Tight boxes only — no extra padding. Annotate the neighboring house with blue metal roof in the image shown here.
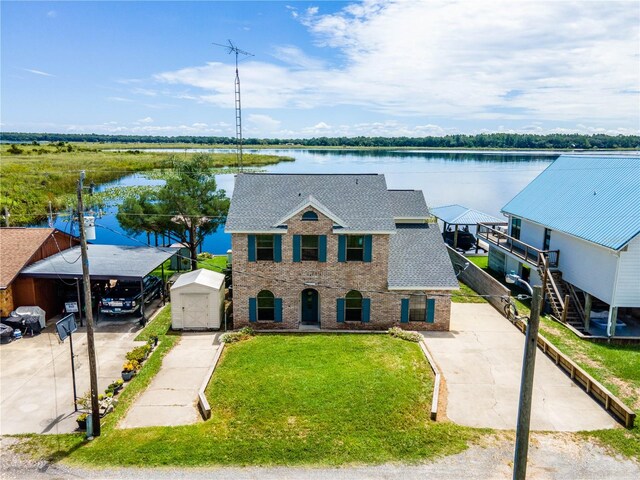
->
[225,173,458,331]
[483,154,640,338]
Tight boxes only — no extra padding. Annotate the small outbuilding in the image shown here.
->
[170,269,225,330]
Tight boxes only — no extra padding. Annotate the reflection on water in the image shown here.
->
[50,149,557,254]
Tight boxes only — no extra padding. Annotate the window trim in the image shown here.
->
[257,290,275,321]
[301,210,318,221]
[301,235,319,261]
[345,290,363,322]
[256,234,275,261]
[409,294,427,322]
[346,235,365,262]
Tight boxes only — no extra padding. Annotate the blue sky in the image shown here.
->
[2,0,639,138]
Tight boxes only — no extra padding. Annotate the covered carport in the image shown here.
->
[20,245,178,324]
[431,204,507,252]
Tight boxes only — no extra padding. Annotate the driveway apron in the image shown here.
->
[423,303,617,431]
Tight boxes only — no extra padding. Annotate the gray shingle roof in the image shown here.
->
[388,190,430,219]
[225,174,396,233]
[388,224,459,289]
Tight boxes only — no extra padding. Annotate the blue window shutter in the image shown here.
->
[362,298,371,323]
[318,235,327,262]
[247,235,256,262]
[336,298,345,323]
[338,235,346,262]
[363,235,373,262]
[293,235,301,262]
[249,298,257,323]
[401,298,409,323]
[274,298,283,322]
[426,298,435,323]
[273,235,282,263]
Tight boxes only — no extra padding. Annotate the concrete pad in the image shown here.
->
[0,322,141,435]
[119,333,219,429]
[120,404,199,428]
[423,303,618,431]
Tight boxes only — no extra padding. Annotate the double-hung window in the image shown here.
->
[301,235,319,261]
[409,295,427,322]
[256,235,274,261]
[346,235,365,261]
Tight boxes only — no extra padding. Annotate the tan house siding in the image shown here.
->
[232,207,451,331]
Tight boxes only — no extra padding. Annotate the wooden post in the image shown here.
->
[608,306,618,338]
[513,285,543,480]
[3,206,9,227]
[561,295,570,323]
[453,224,459,250]
[540,256,548,305]
[584,293,592,331]
[77,172,101,437]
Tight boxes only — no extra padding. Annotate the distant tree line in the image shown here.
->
[1,132,638,149]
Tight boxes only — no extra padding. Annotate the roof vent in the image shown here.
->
[593,190,597,196]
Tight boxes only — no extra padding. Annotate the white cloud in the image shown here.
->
[136,117,154,124]
[46,10,56,18]
[151,0,639,129]
[23,68,55,77]
[107,96,133,103]
[247,114,281,133]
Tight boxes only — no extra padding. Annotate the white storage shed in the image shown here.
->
[170,269,225,330]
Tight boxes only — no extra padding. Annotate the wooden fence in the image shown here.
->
[511,317,636,428]
[447,247,510,311]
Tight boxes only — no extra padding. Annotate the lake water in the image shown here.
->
[50,149,557,254]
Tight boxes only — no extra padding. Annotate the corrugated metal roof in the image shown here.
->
[502,155,640,250]
[21,245,178,280]
[430,204,506,225]
[388,224,459,289]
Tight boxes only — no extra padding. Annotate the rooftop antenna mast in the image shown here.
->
[212,40,254,172]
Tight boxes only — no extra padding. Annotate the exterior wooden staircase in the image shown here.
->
[538,254,586,332]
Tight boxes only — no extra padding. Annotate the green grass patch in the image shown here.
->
[0,143,292,225]
[17,334,482,467]
[151,254,227,279]
[467,256,489,269]
[451,281,488,303]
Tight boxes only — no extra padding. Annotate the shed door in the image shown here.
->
[182,293,210,329]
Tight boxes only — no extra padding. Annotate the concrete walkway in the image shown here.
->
[423,303,617,431]
[119,332,219,428]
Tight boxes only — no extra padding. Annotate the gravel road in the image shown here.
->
[1,433,638,480]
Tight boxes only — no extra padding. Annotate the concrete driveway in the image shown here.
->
[423,303,617,431]
[0,319,140,435]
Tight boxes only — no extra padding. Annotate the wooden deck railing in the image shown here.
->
[478,223,560,268]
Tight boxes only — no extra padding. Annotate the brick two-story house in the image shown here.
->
[225,174,458,330]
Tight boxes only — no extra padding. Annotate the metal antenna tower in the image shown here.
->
[212,40,254,171]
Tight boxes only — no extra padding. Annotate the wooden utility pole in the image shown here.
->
[513,285,542,480]
[77,171,101,437]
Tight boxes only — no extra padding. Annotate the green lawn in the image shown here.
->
[467,256,489,269]
[151,253,227,279]
[451,281,488,303]
[17,334,482,467]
